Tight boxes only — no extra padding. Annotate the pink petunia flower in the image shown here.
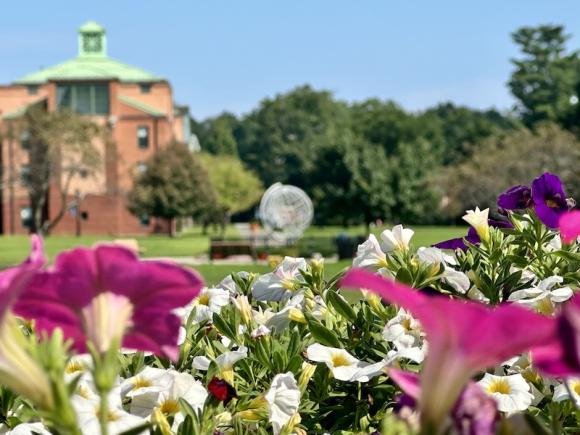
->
[560,210,580,244]
[13,244,203,361]
[341,269,557,429]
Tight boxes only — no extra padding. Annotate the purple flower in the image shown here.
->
[497,185,533,210]
[531,173,568,229]
[14,244,203,360]
[497,173,570,229]
[389,369,498,435]
[433,220,512,251]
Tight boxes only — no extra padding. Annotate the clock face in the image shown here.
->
[83,33,102,53]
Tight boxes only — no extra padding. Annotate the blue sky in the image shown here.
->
[2,1,580,119]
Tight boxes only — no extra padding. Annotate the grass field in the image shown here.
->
[0,225,465,284]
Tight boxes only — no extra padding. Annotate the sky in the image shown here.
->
[2,1,580,119]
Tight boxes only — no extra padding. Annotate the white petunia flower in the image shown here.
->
[380,224,414,253]
[252,257,307,302]
[120,366,173,399]
[306,344,385,382]
[553,379,580,406]
[217,272,250,296]
[353,235,387,270]
[478,373,533,414]
[265,373,301,435]
[64,354,93,383]
[462,207,490,242]
[382,309,426,363]
[73,385,147,435]
[130,371,207,426]
[192,347,248,384]
[508,276,573,314]
[251,324,272,339]
[417,247,470,294]
[5,423,51,435]
[191,287,231,322]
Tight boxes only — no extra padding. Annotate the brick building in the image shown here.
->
[0,21,194,235]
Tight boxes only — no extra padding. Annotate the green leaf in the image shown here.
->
[212,313,238,342]
[327,290,357,323]
[117,423,153,435]
[307,318,342,348]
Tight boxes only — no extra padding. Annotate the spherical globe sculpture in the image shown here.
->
[259,183,314,241]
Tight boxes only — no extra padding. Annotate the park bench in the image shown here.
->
[209,239,257,261]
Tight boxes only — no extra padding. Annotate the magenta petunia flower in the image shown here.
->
[341,269,556,428]
[13,244,203,361]
[533,295,580,377]
[560,211,580,244]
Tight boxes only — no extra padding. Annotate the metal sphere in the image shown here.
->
[259,183,313,239]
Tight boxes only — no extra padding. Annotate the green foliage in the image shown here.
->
[509,25,580,128]
[128,142,217,225]
[198,153,263,216]
[440,123,580,217]
[191,112,239,156]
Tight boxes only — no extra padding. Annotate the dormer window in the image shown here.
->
[139,83,152,94]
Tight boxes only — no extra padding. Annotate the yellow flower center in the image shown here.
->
[65,359,85,374]
[487,379,511,395]
[95,407,121,422]
[402,318,412,331]
[331,353,352,368]
[197,293,210,306]
[546,199,559,208]
[77,385,93,400]
[537,297,554,315]
[159,399,180,415]
[131,376,152,390]
[572,381,580,396]
[281,278,295,290]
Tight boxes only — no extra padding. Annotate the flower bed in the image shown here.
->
[2,172,580,434]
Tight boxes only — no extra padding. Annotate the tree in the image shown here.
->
[237,85,352,187]
[440,124,580,218]
[191,112,239,156]
[509,25,580,128]
[198,153,263,232]
[128,142,217,236]
[6,106,102,234]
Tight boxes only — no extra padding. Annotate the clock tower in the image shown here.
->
[78,21,107,58]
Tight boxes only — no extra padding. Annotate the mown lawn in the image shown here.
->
[0,225,465,274]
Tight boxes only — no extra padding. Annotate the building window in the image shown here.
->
[139,214,150,226]
[56,83,109,115]
[137,126,149,149]
[27,85,39,95]
[139,83,152,94]
[20,165,31,186]
[20,207,32,228]
[20,130,31,150]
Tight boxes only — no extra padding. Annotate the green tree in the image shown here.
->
[237,85,351,187]
[192,112,239,155]
[440,124,580,218]
[128,142,217,236]
[3,106,102,234]
[199,153,263,231]
[509,25,580,128]
[421,102,520,164]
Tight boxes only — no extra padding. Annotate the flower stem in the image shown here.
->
[99,389,109,435]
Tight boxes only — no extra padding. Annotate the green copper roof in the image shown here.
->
[118,95,166,117]
[14,57,163,84]
[14,21,163,84]
[79,20,105,33]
